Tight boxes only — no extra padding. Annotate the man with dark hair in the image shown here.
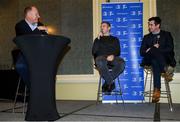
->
[148,16,161,26]
[15,6,48,88]
[92,21,125,93]
[140,16,176,103]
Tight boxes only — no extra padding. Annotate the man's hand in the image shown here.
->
[154,43,160,48]
[97,31,103,39]
[37,26,48,31]
[146,48,151,53]
[107,55,114,61]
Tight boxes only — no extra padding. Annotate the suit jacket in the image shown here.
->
[15,20,48,36]
[140,30,176,67]
[14,20,48,66]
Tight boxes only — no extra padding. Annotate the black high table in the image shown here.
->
[14,35,70,121]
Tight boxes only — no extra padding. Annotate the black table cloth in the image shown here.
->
[14,35,70,121]
[0,70,19,100]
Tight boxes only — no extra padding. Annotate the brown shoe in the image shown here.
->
[152,88,161,103]
[165,74,173,82]
[162,72,173,82]
[162,66,174,82]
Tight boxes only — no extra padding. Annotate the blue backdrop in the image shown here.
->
[101,2,144,102]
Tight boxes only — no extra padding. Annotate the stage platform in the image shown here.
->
[0,100,180,121]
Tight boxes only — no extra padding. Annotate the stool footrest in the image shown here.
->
[143,67,173,112]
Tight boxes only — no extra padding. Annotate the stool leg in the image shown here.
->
[23,86,27,114]
[96,76,102,104]
[117,77,125,109]
[143,70,148,103]
[115,87,118,104]
[114,79,118,104]
[13,77,21,113]
[164,80,173,111]
[144,70,148,91]
[149,71,153,103]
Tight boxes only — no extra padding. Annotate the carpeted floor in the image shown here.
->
[0,100,180,121]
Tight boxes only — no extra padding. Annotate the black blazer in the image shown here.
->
[14,20,48,65]
[15,20,48,36]
[140,30,176,67]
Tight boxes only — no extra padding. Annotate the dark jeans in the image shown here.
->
[95,56,125,85]
[151,59,161,89]
[15,54,30,88]
[146,47,167,89]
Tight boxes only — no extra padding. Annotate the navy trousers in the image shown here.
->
[15,54,30,88]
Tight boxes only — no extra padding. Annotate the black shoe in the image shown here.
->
[102,83,109,92]
[107,82,115,93]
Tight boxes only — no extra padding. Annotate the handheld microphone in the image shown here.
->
[98,30,103,39]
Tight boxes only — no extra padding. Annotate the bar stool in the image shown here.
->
[12,77,28,114]
[143,66,173,111]
[11,49,28,114]
[96,68,124,105]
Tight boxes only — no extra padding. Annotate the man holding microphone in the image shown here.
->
[92,21,125,93]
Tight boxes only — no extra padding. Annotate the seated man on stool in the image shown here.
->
[140,17,176,103]
[92,21,125,93]
[15,6,48,88]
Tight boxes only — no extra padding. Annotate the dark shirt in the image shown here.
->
[92,35,120,59]
[15,20,48,36]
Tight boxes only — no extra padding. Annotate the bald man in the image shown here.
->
[15,6,48,36]
[14,6,48,88]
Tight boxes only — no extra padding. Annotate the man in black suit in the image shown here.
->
[140,17,176,103]
[15,6,48,88]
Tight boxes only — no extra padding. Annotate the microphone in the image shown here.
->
[98,30,103,39]
[156,35,160,44]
